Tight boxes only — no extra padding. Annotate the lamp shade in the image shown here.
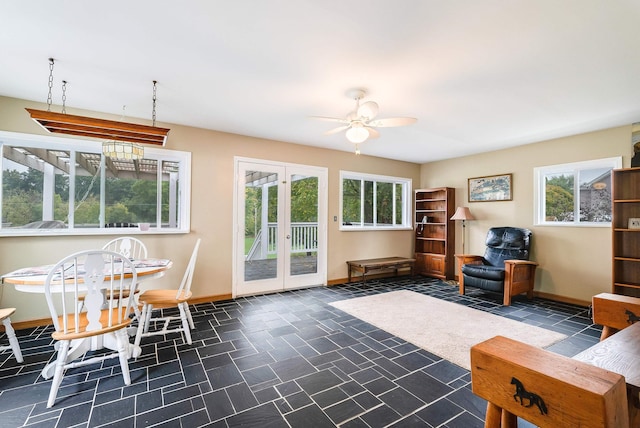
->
[346,125,369,144]
[450,206,475,221]
[103,140,144,160]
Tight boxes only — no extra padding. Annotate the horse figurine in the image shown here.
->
[625,309,640,325]
[511,377,548,415]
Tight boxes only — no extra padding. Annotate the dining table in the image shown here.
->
[573,320,640,427]
[1,257,172,379]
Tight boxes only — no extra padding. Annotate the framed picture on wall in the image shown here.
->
[468,173,513,202]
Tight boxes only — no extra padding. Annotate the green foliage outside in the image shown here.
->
[343,179,396,225]
[2,167,168,227]
[545,172,611,222]
[244,176,318,238]
[545,180,574,221]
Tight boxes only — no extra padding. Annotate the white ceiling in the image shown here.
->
[2,1,640,163]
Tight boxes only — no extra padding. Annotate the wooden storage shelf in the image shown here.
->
[614,282,640,289]
[414,187,455,280]
[612,168,640,297]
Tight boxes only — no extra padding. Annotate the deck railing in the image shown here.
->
[246,222,318,260]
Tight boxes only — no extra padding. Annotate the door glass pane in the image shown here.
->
[290,174,318,276]
[244,170,278,281]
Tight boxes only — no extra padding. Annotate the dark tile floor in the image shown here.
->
[0,277,601,428]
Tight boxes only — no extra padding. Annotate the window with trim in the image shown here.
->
[340,171,412,230]
[0,130,191,236]
[534,156,621,226]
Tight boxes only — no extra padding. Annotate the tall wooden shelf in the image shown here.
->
[414,187,455,279]
[612,168,640,297]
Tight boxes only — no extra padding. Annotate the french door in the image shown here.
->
[234,158,327,297]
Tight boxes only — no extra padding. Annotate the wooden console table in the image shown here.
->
[346,257,415,283]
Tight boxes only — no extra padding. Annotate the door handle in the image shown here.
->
[286,235,291,239]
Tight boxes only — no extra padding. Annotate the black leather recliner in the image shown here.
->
[455,227,538,306]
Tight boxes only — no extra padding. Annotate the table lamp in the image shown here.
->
[450,206,475,254]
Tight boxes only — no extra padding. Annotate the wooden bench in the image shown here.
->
[471,335,628,428]
[591,292,640,340]
[346,257,415,283]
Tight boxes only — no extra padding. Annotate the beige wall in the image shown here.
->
[1,93,630,321]
[0,96,420,323]
[421,125,632,304]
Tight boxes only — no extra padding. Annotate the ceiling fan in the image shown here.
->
[311,88,417,153]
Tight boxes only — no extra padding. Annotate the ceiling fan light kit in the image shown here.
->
[346,124,369,144]
[312,88,416,154]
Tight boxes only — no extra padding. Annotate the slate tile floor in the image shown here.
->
[0,277,601,427]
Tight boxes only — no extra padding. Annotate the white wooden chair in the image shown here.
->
[102,237,148,259]
[0,308,24,363]
[78,237,149,317]
[103,237,148,318]
[134,239,201,347]
[44,250,139,408]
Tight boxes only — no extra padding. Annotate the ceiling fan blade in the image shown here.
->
[366,127,380,139]
[309,115,349,124]
[324,125,350,135]
[368,117,417,127]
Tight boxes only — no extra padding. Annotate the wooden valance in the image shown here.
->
[26,108,170,146]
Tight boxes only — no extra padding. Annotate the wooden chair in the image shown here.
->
[44,250,139,408]
[0,308,24,363]
[134,239,201,347]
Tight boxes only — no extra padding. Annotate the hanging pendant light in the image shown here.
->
[102,80,159,160]
[27,59,169,147]
[102,105,144,160]
[102,141,144,160]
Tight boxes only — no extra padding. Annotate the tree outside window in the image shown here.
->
[340,171,411,230]
[535,157,621,226]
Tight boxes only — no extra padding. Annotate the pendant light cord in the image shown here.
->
[47,58,54,112]
[152,80,157,127]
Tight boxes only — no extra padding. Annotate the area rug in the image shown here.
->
[329,290,567,370]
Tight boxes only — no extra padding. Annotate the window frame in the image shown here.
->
[339,170,412,231]
[533,156,621,227]
[0,130,191,236]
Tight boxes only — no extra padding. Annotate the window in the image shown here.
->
[340,171,412,230]
[534,157,621,226]
[0,131,191,236]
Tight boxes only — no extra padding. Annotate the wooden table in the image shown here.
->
[346,257,415,283]
[574,321,640,426]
